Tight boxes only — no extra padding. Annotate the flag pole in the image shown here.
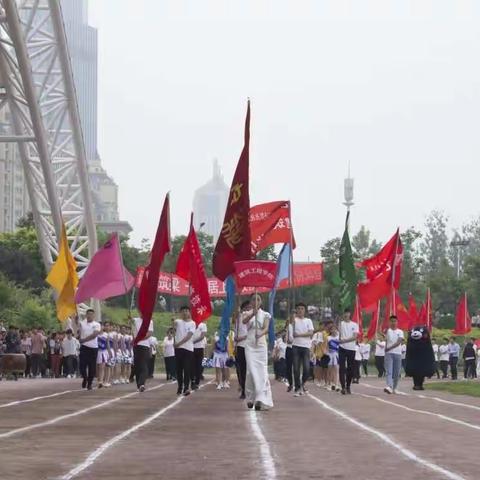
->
[116,232,132,316]
[254,287,258,347]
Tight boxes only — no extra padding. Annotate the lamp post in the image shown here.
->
[450,239,470,278]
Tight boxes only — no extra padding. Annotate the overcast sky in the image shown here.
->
[88,1,480,261]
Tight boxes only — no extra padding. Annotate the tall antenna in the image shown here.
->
[343,161,354,212]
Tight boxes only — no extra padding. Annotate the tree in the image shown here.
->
[351,226,380,261]
[399,227,424,299]
[421,210,450,276]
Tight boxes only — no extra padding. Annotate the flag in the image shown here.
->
[268,244,291,344]
[352,295,364,342]
[250,201,295,255]
[46,224,79,322]
[213,101,251,281]
[408,293,418,321]
[75,233,134,304]
[176,214,212,325]
[136,193,171,344]
[357,229,403,309]
[338,211,357,311]
[383,289,411,331]
[234,260,277,289]
[417,288,432,331]
[218,276,236,349]
[366,302,380,341]
[453,293,471,335]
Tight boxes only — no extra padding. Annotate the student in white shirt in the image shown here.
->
[131,315,154,393]
[77,309,101,390]
[353,342,362,384]
[360,340,371,377]
[375,333,386,377]
[148,335,158,379]
[285,314,294,392]
[191,321,207,390]
[431,340,441,379]
[338,309,360,395]
[174,306,196,396]
[235,300,251,399]
[62,328,78,379]
[384,315,404,394]
[439,338,450,379]
[162,328,176,381]
[292,302,314,396]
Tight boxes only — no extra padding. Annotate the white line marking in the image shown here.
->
[58,381,213,480]
[357,392,480,432]
[0,383,165,440]
[248,410,277,479]
[0,389,82,409]
[362,382,480,411]
[307,392,466,480]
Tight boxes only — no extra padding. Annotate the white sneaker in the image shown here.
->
[384,387,393,394]
[223,382,230,389]
[216,384,223,390]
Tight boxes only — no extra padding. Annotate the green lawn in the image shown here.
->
[425,381,480,398]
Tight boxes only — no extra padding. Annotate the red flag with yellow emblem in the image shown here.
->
[213,101,251,281]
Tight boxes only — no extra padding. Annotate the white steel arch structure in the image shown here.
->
[0,0,97,274]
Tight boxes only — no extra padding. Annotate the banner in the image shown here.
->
[135,262,323,297]
[234,260,277,289]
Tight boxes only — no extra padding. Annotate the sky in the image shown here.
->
[88,1,480,261]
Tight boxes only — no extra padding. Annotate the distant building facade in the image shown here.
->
[193,160,229,241]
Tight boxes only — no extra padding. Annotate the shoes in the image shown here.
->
[177,389,182,396]
[191,384,199,391]
[341,389,346,395]
[87,384,93,391]
[247,402,254,409]
[239,393,246,399]
[223,382,231,389]
[254,402,262,411]
[302,385,309,394]
[82,379,87,389]
[216,384,223,390]
[346,387,351,395]
[331,385,336,392]
[98,383,103,389]
[183,390,191,397]
[384,387,393,394]
[294,390,303,397]
[287,385,293,393]
[139,385,145,393]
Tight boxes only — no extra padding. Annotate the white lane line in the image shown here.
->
[357,392,480,432]
[0,383,166,440]
[58,381,213,480]
[0,389,82,409]
[362,382,480,411]
[307,392,466,480]
[248,411,277,480]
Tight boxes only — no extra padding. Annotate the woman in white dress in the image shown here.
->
[243,294,273,411]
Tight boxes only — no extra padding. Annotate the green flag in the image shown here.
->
[338,212,357,311]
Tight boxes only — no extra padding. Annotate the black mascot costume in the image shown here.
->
[405,326,435,390]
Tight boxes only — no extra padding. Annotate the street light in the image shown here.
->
[450,239,470,278]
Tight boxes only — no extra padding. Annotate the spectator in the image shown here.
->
[439,338,450,379]
[431,338,440,379]
[49,332,62,378]
[463,339,476,380]
[20,330,32,378]
[62,329,78,378]
[448,337,460,380]
[375,333,386,377]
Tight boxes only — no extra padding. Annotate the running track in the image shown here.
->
[0,377,478,479]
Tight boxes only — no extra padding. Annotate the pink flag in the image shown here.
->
[75,233,134,304]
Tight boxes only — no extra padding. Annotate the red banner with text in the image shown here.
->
[135,262,323,297]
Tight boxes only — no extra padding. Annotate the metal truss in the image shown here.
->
[0,0,97,273]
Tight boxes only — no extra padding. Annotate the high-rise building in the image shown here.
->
[193,159,230,241]
[0,0,131,235]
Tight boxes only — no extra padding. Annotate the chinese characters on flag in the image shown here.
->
[212,101,251,281]
[176,215,212,325]
[233,260,277,289]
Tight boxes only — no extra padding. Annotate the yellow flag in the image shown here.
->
[46,224,79,321]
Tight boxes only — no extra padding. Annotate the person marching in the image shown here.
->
[244,294,273,410]
[292,302,314,397]
[235,300,250,399]
[338,309,359,395]
[327,322,340,391]
[384,315,404,394]
[191,321,207,390]
[375,333,386,377]
[360,339,371,377]
[163,328,176,381]
[96,322,110,388]
[131,315,154,392]
[174,306,196,396]
[78,309,101,390]
[285,313,294,392]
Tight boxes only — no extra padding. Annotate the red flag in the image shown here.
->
[408,293,418,321]
[135,193,171,344]
[233,260,277,289]
[176,215,212,325]
[383,289,411,331]
[357,230,403,309]
[452,293,471,335]
[352,296,364,342]
[250,201,296,255]
[213,102,251,281]
[417,288,433,331]
[366,302,380,341]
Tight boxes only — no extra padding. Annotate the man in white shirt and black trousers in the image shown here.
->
[292,303,314,397]
[174,306,196,396]
[338,309,359,395]
[132,315,154,392]
[191,320,207,390]
[77,309,101,390]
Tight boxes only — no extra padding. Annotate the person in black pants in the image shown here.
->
[463,339,477,379]
[174,306,196,396]
[292,303,314,396]
[131,316,154,392]
[191,321,207,390]
[338,309,359,395]
[77,309,101,390]
[235,300,251,399]
[448,337,460,380]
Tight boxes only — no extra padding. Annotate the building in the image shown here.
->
[0,0,131,235]
[192,159,230,241]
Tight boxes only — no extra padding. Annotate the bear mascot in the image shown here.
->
[405,326,435,390]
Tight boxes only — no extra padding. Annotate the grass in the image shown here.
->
[425,381,480,398]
